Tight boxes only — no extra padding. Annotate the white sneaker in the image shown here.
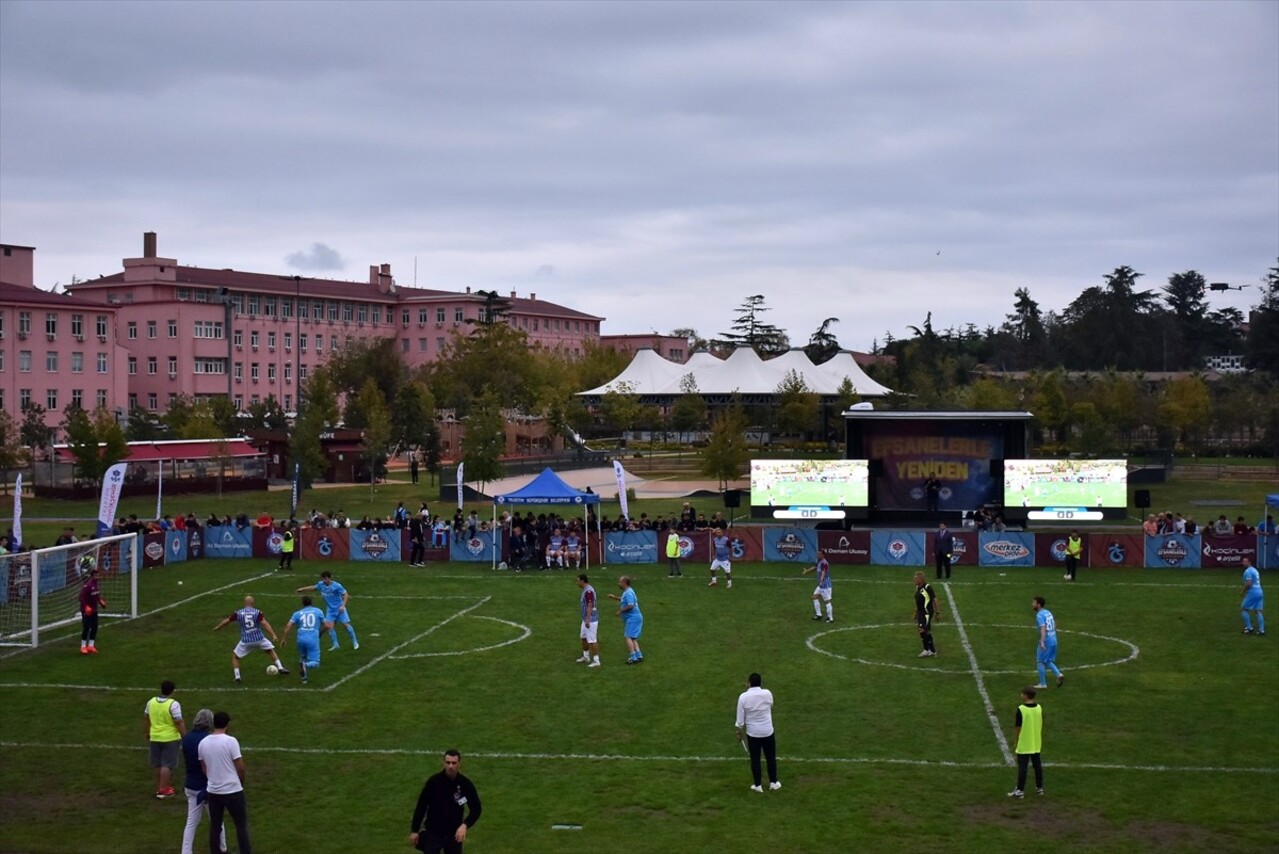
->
[918,650,932,657]
[769,782,781,791]
[576,656,590,664]
[587,660,601,668]
[708,578,717,586]
[726,579,732,589]
[1008,789,1024,798]
[1063,574,1071,580]
[1032,684,1048,689]
[750,785,763,793]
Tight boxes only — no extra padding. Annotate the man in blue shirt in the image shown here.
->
[608,576,644,664]
[295,571,359,651]
[280,595,328,684]
[1240,557,1265,636]
[1032,596,1064,688]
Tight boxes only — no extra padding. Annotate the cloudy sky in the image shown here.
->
[2,1,1275,351]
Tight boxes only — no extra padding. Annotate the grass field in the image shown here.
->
[1,557,1277,854]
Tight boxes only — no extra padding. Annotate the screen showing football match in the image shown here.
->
[750,459,870,509]
[1003,459,1128,508]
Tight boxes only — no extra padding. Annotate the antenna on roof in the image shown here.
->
[414,257,418,287]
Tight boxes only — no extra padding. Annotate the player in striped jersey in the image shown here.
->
[802,550,834,622]
[213,595,289,683]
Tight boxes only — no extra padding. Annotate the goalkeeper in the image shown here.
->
[79,558,105,655]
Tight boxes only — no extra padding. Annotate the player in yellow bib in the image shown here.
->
[144,679,187,799]
[1008,686,1044,798]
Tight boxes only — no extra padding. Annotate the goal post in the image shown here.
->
[0,532,139,648]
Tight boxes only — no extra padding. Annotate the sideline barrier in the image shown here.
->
[351,529,401,562]
[205,526,253,559]
[870,531,926,567]
[764,528,818,563]
[1035,532,1088,568]
[1089,534,1144,568]
[818,530,871,564]
[450,530,501,563]
[1144,533,1202,569]
[164,531,187,565]
[977,532,1035,567]
[1201,534,1257,568]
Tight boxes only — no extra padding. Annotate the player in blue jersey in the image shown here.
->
[212,595,288,683]
[565,531,582,570]
[802,549,834,622]
[708,528,733,589]
[1032,596,1064,688]
[546,528,566,569]
[280,595,328,684]
[608,575,644,664]
[296,571,360,651]
[575,574,601,668]
[1240,557,1265,636]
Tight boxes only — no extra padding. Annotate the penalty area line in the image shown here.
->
[0,741,1274,775]
[943,582,1014,766]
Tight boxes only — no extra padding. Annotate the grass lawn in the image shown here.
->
[1,558,1276,853]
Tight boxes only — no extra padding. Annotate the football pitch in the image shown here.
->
[1,560,1276,853]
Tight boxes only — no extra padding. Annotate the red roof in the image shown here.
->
[54,439,263,463]
[0,281,119,309]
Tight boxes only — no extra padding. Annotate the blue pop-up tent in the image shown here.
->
[492,468,601,568]
[1264,494,1279,568]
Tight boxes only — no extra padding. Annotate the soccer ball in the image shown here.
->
[266,664,279,676]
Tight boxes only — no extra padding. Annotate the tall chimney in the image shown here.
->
[510,290,516,299]
[369,265,379,285]
[143,231,157,257]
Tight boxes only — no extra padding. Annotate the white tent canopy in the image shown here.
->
[579,347,892,397]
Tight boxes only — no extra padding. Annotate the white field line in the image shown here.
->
[0,570,276,661]
[750,575,1232,589]
[256,593,478,600]
[390,615,531,659]
[321,596,491,692]
[943,582,1014,766]
[0,681,310,693]
[0,740,1273,774]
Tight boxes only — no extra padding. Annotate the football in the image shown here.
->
[266,664,280,676]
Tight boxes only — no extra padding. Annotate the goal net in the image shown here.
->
[0,532,139,648]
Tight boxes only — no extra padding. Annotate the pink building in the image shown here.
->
[600,333,689,363]
[1,244,130,434]
[58,233,604,416]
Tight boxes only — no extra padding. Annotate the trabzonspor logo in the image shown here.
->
[1107,542,1126,564]
[983,540,1030,561]
[887,539,909,561]
[317,536,334,557]
[1156,537,1189,567]
[730,537,746,559]
[1050,538,1069,562]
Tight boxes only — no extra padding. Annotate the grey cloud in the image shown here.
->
[286,243,345,272]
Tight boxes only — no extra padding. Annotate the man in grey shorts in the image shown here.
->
[145,679,187,799]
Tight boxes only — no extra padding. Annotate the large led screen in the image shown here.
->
[1003,459,1128,508]
[750,459,870,508]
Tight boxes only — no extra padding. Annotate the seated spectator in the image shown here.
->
[1259,514,1276,535]
[990,515,1007,533]
[1172,513,1186,534]
[159,515,174,532]
[696,513,709,529]
[432,518,450,547]
[1142,515,1159,536]
[206,513,222,527]
[357,515,374,531]
[333,511,351,528]
[1212,515,1232,536]
[256,512,273,528]
[508,526,530,570]
[234,513,250,530]
[1234,516,1251,536]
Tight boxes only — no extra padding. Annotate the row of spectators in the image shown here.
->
[1142,512,1276,536]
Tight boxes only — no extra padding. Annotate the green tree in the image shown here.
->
[1162,270,1210,368]
[431,321,539,415]
[19,404,55,456]
[1245,260,1279,372]
[126,409,165,442]
[1058,266,1163,370]
[803,317,841,364]
[1091,371,1147,450]
[598,381,644,437]
[354,379,392,496]
[61,405,127,485]
[462,389,505,491]
[1159,376,1213,450]
[716,294,789,357]
[468,290,513,327]
[700,404,750,490]
[774,370,820,439]
[392,380,436,456]
[965,377,1020,411]
[999,287,1047,368]
[243,396,288,431]
[1030,371,1070,448]
[833,377,862,415]
[671,327,710,353]
[291,369,340,488]
[669,373,707,450]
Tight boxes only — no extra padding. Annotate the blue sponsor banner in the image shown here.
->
[451,530,501,563]
[870,531,927,566]
[978,532,1035,567]
[350,529,402,562]
[164,531,187,565]
[205,525,253,559]
[604,530,658,564]
[1144,533,1202,569]
[39,554,70,594]
[1260,533,1279,570]
[763,528,818,563]
[114,535,137,575]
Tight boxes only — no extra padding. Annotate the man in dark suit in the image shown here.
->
[935,521,954,580]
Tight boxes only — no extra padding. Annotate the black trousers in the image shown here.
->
[935,553,951,579]
[668,557,681,575]
[1016,752,1044,791]
[278,552,293,571]
[81,609,98,642]
[917,615,936,652]
[1065,554,1078,580]
[747,732,778,786]
[410,540,426,564]
[415,830,463,854]
[207,790,251,854]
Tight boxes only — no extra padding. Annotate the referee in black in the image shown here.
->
[408,750,481,854]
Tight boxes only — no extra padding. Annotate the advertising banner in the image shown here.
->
[605,530,658,564]
[763,528,818,563]
[252,526,285,559]
[451,530,500,563]
[728,527,764,563]
[300,528,350,561]
[164,531,187,565]
[186,523,205,561]
[1035,533,1088,568]
[1088,534,1144,568]
[870,531,927,566]
[205,525,253,559]
[1200,534,1258,569]
[141,531,166,569]
[351,529,402,562]
[96,462,128,538]
[817,530,871,564]
[926,530,977,566]
[977,532,1035,567]
[39,555,70,595]
[1144,533,1202,569]
[1261,533,1279,570]
[865,422,1003,511]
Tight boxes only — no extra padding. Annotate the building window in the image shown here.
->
[418,337,427,351]
[71,389,83,409]
[168,319,178,338]
[128,393,138,410]
[419,308,429,324]
[284,394,292,410]
[250,363,260,382]
[45,351,58,372]
[267,363,277,382]
[194,321,223,339]
[401,310,410,326]
[20,389,31,409]
[248,294,260,315]
[46,389,58,411]
[71,314,84,337]
[127,321,137,339]
[233,329,243,347]
[19,351,31,372]
[284,363,292,383]
[250,331,260,349]
[233,396,243,410]
[147,393,158,410]
[299,364,308,381]
[357,303,368,323]
[168,393,177,407]
[234,362,243,381]
[147,357,158,375]
[372,306,381,324]
[250,394,260,406]
[296,298,307,318]
[45,313,58,336]
[437,308,446,323]
[147,320,157,339]
[401,338,410,353]
[128,357,138,375]
[284,332,292,352]
[342,302,353,322]
[313,300,324,321]
[326,301,338,321]
[436,337,445,353]
[96,315,108,337]
[168,356,178,375]
[264,296,277,317]
[97,353,108,373]
[281,297,293,318]
[96,389,107,408]
[330,335,338,351]
[193,359,225,374]
[299,333,307,353]
[232,294,244,315]
[267,332,276,350]
[533,318,539,331]
[18,311,32,335]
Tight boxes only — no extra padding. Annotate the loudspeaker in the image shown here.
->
[1135,489,1151,509]
[723,489,742,509]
